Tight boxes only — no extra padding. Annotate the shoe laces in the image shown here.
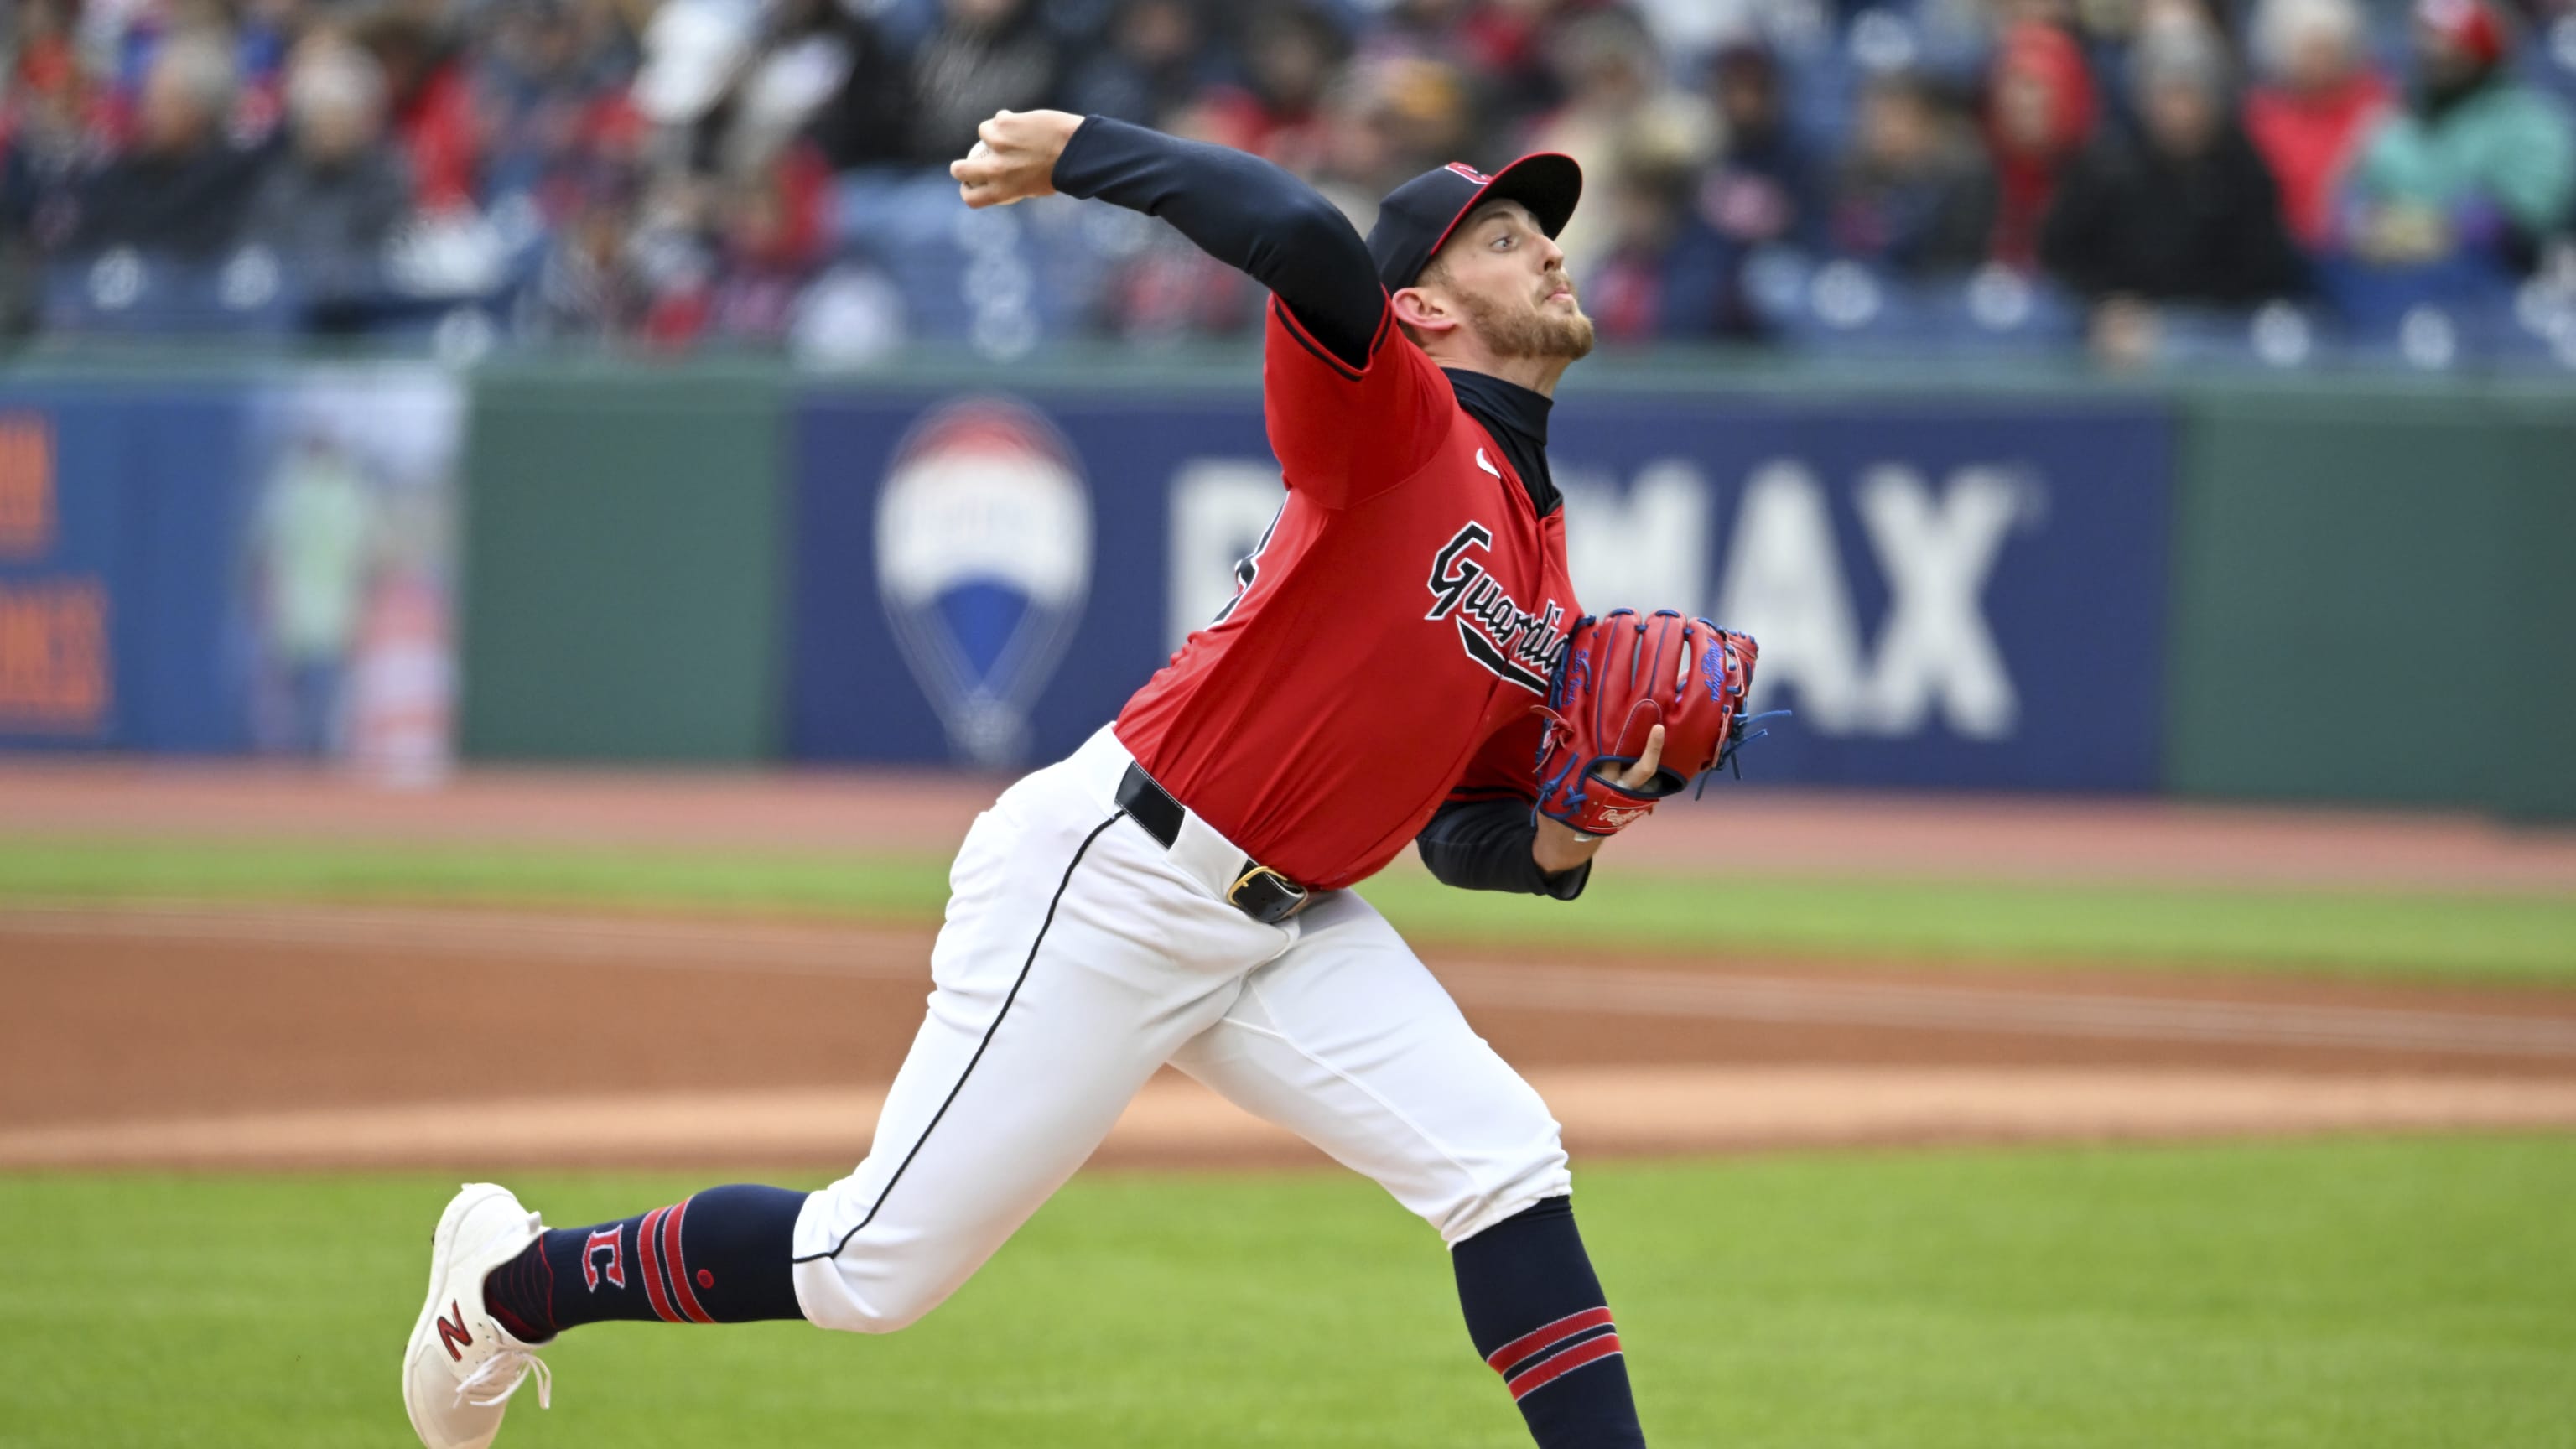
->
[456,1348,553,1412]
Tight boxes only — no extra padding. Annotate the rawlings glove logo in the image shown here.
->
[1425,522,1568,693]
[1592,802,1653,831]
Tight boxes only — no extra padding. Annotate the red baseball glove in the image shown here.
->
[1534,610,1764,837]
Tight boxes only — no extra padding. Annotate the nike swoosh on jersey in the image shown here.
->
[1475,449,1502,479]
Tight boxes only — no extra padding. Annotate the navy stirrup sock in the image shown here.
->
[482,1184,809,1341]
[1452,1197,1647,1448]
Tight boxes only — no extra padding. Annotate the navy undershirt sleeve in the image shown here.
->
[1050,115,1386,371]
[1416,796,1590,900]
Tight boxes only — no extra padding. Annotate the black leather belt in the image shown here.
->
[1115,761,1313,926]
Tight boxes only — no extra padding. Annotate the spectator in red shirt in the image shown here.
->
[356,5,480,214]
[8,0,86,123]
[2242,0,2391,247]
[1985,20,2096,268]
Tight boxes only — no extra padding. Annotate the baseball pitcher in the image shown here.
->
[404,108,1762,1449]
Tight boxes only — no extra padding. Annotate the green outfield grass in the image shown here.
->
[3,1137,2570,1448]
[5,836,2575,983]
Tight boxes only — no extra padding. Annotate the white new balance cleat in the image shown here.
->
[402,1182,554,1449]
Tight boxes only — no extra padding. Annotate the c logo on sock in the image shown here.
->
[583,1225,626,1291]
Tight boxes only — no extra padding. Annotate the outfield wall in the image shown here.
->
[459,372,786,764]
[2166,386,2575,821]
[0,356,2564,817]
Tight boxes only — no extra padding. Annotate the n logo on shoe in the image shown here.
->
[436,1301,474,1361]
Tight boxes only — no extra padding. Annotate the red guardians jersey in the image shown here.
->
[1114,299,1580,890]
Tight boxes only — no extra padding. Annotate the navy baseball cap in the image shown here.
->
[1366,154,1583,293]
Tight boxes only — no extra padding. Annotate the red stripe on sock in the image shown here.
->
[662,1196,716,1324]
[534,1232,558,1336]
[1486,1306,1616,1374]
[1507,1333,1624,1402]
[636,1208,681,1323]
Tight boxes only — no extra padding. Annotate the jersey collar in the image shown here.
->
[1443,368,1560,517]
[1441,368,1552,447]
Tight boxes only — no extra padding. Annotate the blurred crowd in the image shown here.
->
[3,0,2574,366]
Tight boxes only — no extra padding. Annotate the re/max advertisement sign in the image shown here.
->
[790,391,2170,792]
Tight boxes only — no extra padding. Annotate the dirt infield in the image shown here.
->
[8,761,2574,1171]
[8,902,2575,1171]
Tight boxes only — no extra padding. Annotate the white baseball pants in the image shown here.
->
[791,725,1571,1333]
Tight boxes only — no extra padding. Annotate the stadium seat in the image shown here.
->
[43,247,304,340]
[832,169,1105,352]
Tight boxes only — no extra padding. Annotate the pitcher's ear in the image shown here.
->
[1391,286,1455,335]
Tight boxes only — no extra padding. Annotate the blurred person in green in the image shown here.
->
[252,432,378,757]
[2344,0,2574,272]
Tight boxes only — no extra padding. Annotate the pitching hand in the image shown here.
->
[1532,724,1662,875]
[951,109,1084,209]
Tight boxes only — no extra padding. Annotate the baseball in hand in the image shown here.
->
[966,138,1010,200]
[953,108,1080,209]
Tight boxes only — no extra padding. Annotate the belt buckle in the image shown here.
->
[1228,864,1309,926]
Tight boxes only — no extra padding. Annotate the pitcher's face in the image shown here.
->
[1423,200,1596,363]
